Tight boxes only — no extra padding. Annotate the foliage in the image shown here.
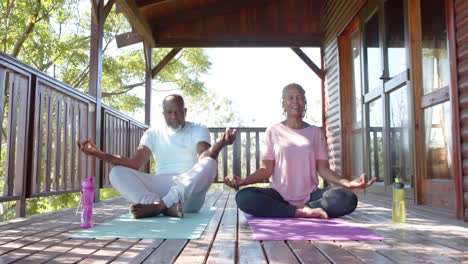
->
[100,188,120,200]
[0,0,213,115]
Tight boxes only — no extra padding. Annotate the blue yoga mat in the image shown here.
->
[70,207,216,239]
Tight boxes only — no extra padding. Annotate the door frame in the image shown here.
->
[408,0,461,212]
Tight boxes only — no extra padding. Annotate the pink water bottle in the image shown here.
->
[81,176,95,228]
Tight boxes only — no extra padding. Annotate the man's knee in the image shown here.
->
[109,166,130,185]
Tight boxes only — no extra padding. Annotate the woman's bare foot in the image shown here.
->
[295,206,329,219]
[129,202,167,219]
[163,201,184,218]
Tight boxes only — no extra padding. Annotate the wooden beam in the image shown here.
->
[116,31,143,48]
[142,0,270,28]
[152,48,182,78]
[116,0,155,47]
[103,0,115,20]
[154,34,322,47]
[291,47,323,79]
[135,0,166,7]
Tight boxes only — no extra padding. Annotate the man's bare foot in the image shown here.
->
[129,202,167,219]
[163,201,184,218]
[295,206,329,219]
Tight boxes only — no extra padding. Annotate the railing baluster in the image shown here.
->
[222,143,228,178]
[14,76,28,199]
[45,90,53,192]
[373,129,379,179]
[62,97,69,190]
[70,100,77,190]
[213,131,219,181]
[255,131,260,171]
[54,94,62,191]
[246,131,251,177]
[34,84,44,193]
[0,68,6,154]
[6,74,19,196]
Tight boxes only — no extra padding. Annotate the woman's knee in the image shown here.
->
[235,187,259,210]
[325,187,358,217]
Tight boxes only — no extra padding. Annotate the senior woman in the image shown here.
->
[225,83,376,218]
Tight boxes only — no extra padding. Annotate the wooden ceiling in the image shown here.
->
[116,0,324,47]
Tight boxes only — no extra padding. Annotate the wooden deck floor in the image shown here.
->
[0,190,467,263]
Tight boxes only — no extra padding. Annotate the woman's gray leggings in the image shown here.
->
[235,186,358,218]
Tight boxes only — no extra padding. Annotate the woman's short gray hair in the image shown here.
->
[282,83,306,99]
[281,83,307,117]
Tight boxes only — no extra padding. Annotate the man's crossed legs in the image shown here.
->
[109,157,217,218]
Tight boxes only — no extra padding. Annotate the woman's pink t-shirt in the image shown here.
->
[261,123,329,206]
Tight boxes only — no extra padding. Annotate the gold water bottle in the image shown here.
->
[392,178,406,223]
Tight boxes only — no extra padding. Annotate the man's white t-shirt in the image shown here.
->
[140,122,210,175]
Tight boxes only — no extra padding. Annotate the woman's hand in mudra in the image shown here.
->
[224,175,243,191]
[348,173,376,189]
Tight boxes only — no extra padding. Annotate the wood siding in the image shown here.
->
[321,0,366,46]
[454,0,468,220]
[323,40,342,174]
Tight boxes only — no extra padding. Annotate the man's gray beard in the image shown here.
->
[167,124,183,135]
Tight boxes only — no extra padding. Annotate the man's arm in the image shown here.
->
[317,160,376,189]
[197,128,237,160]
[79,139,151,170]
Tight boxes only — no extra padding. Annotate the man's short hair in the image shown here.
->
[163,94,185,109]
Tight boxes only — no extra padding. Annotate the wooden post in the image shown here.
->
[144,42,152,126]
[143,42,152,173]
[88,0,105,201]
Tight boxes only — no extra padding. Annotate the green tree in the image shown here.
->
[1,0,212,114]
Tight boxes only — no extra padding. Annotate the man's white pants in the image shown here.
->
[109,157,217,213]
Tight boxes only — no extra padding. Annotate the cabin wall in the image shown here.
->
[454,0,468,220]
[321,0,365,174]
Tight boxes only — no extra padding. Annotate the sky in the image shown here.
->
[148,48,323,128]
[76,1,322,128]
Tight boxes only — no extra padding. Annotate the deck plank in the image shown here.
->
[262,241,300,264]
[345,199,467,264]
[330,241,396,264]
[174,191,228,263]
[237,210,267,264]
[205,192,237,264]
[314,241,364,263]
[109,239,164,264]
[78,239,139,264]
[286,241,331,264]
[0,191,467,263]
[143,239,188,264]
[44,239,117,264]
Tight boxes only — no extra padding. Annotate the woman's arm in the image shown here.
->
[79,139,151,170]
[317,160,376,189]
[224,160,274,190]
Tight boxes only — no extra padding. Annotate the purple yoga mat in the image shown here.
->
[246,215,384,241]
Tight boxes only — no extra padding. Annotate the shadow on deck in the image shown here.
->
[0,190,466,263]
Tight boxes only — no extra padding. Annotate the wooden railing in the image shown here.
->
[209,127,266,183]
[0,52,266,218]
[101,105,148,188]
[0,53,148,217]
